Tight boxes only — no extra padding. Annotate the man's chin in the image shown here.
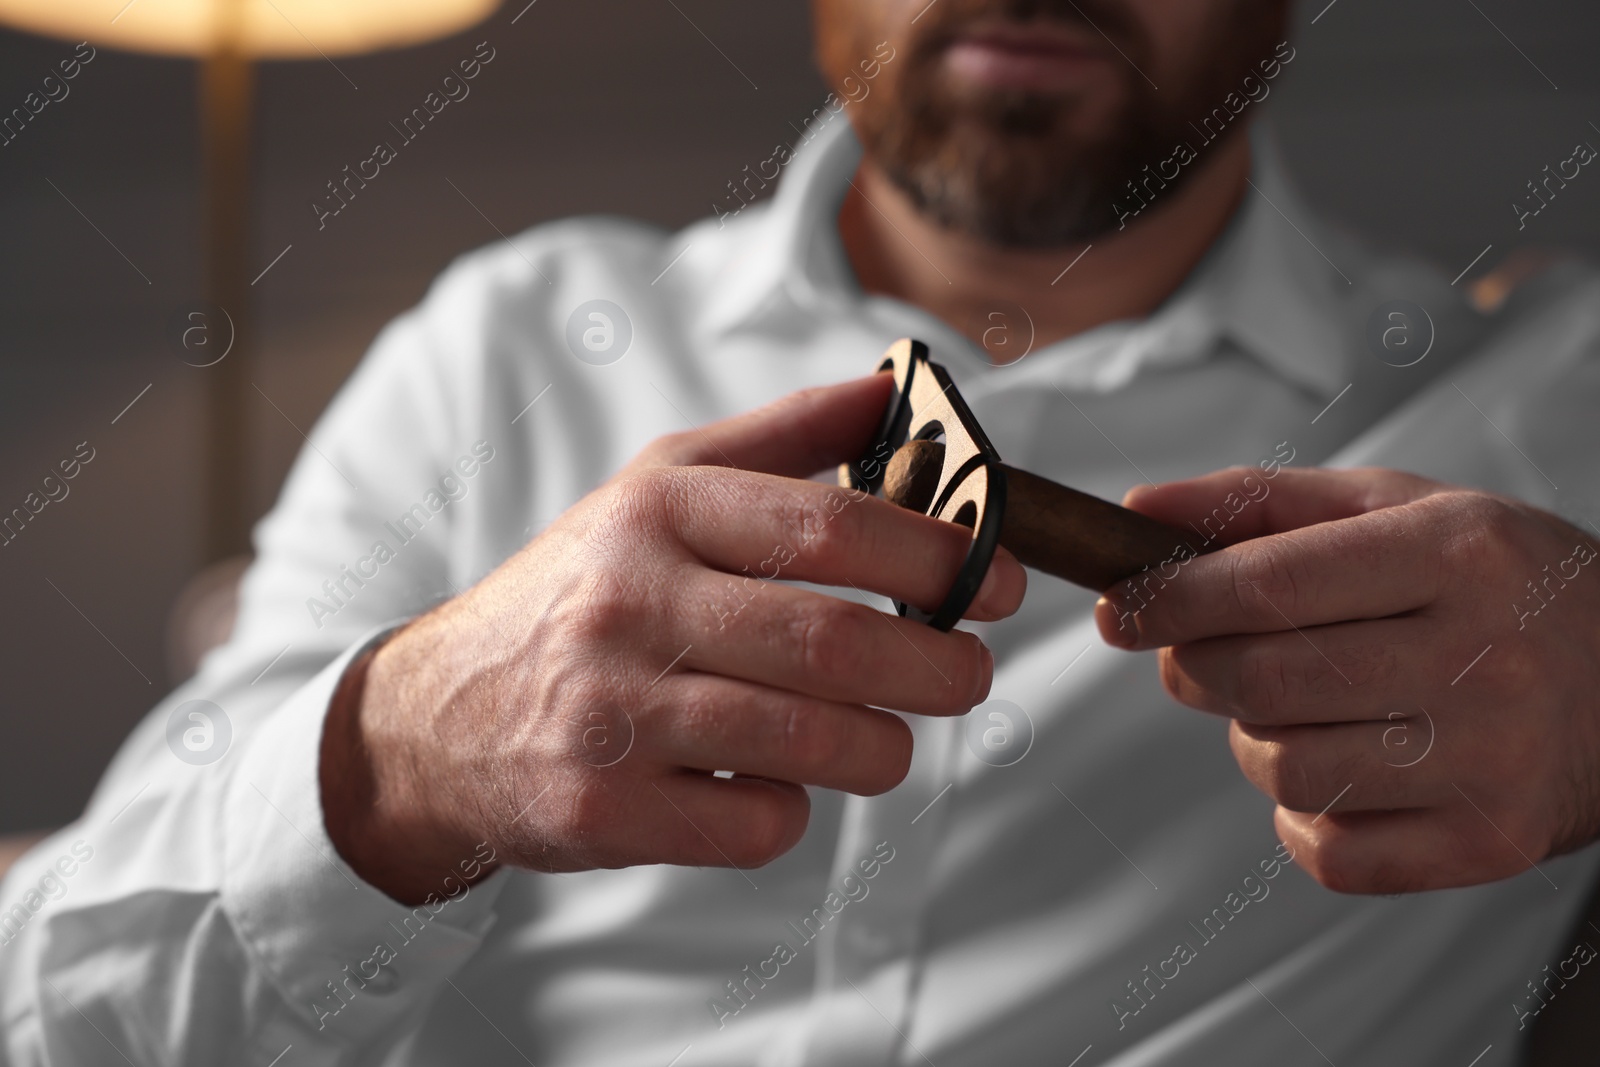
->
[877,122,1129,238]
[889,164,1122,249]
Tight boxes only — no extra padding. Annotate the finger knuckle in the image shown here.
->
[1435,492,1521,575]
[776,702,844,772]
[563,574,639,650]
[597,468,680,545]
[1233,542,1313,625]
[1470,493,1523,542]
[636,431,704,469]
[1236,646,1292,721]
[788,491,857,569]
[791,600,869,683]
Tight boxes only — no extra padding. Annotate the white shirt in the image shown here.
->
[6,115,1600,1067]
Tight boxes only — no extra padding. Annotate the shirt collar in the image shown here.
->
[701,114,1355,399]
[1195,127,1357,398]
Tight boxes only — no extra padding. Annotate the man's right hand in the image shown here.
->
[319,374,1026,903]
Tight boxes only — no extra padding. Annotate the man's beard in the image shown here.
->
[834,0,1282,248]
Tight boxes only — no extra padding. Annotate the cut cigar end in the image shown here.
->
[883,439,946,514]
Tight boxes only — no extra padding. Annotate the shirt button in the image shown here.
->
[363,965,400,994]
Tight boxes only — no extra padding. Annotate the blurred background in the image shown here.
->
[1,0,1597,833]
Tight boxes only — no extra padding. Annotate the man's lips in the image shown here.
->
[943,23,1115,92]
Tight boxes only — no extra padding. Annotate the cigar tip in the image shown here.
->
[883,439,945,514]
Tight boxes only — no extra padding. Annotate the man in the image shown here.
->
[5,0,1600,1063]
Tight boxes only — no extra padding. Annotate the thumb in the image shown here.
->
[622,373,895,479]
[1121,465,1440,548]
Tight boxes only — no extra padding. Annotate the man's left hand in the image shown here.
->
[1095,466,1600,894]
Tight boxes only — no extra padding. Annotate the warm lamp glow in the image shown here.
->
[0,0,499,58]
[0,0,502,559]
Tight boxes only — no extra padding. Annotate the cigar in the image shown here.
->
[881,439,1209,592]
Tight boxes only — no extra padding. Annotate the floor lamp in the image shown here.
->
[0,0,498,561]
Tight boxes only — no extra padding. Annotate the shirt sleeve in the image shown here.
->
[0,289,509,1067]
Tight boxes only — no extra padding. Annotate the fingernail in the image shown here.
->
[974,641,994,702]
[1096,596,1139,649]
[974,555,1017,615]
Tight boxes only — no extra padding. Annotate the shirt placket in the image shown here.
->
[775,709,965,1067]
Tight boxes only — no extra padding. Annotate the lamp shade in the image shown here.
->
[0,0,499,58]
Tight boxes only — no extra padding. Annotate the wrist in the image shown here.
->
[319,628,500,904]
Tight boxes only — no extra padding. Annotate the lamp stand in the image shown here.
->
[199,42,254,562]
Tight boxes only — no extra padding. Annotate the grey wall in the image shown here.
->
[0,0,1596,832]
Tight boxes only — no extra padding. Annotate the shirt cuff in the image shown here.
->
[221,623,508,1038]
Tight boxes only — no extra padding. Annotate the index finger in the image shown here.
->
[1121,466,1442,547]
[659,466,1027,622]
[1097,503,1444,650]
